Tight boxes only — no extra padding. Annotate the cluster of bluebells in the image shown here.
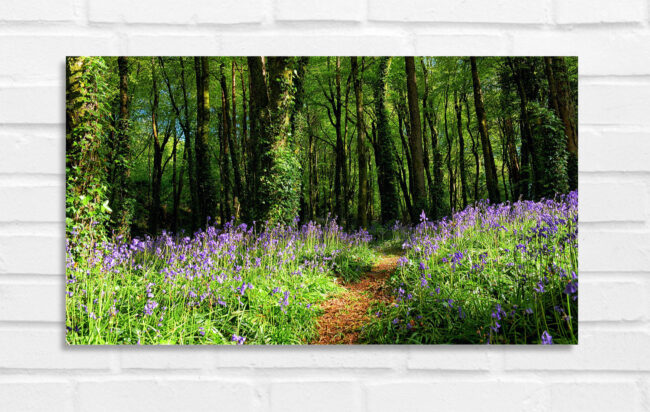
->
[366,191,578,345]
[66,218,373,345]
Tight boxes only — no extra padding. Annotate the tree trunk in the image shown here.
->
[245,57,270,222]
[111,56,131,235]
[470,57,500,203]
[219,62,233,221]
[405,57,427,219]
[372,57,400,224]
[194,57,217,226]
[351,57,368,228]
[455,92,468,209]
[548,57,578,190]
[443,82,455,212]
[260,57,301,225]
[463,95,480,202]
[421,60,444,219]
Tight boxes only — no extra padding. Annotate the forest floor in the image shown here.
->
[312,250,401,344]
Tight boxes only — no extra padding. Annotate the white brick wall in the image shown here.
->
[1,0,649,410]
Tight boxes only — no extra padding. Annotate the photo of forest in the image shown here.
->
[65,56,578,345]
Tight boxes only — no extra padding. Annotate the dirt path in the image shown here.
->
[312,254,400,344]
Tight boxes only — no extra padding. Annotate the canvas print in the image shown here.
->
[66,56,578,345]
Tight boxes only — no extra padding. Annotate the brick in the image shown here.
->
[0,186,64,222]
[0,329,110,369]
[0,236,63,275]
[555,0,645,24]
[76,379,256,412]
[368,0,548,24]
[0,128,63,174]
[407,346,494,370]
[549,381,643,411]
[580,83,650,126]
[88,0,265,24]
[581,279,646,321]
[271,381,362,412]
[120,351,216,370]
[0,35,117,83]
[366,381,546,412]
[275,0,363,21]
[216,347,403,369]
[579,180,646,222]
[580,231,650,272]
[415,34,508,55]
[219,34,414,56]
[0,283,62,322]
[504,329,650,370]
[0,0,75,22]
[126,35,219,55]
[511,32,650,76]
[0,382,73,412]
[580,129,650,172]
[0,87,63,124]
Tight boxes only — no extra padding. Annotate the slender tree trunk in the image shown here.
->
[443,82,455,212]
[421,60,444,219]
[149,58,163,235]
[548,57,578,190]
[455,92,468,209]
[239,62,249,200]
[508,57,539,199]
[219,63,233,221]
[111,56,131,235]
[245,57,270,222]
[470,57,500,203]
[171,132,178,233]
[229,61,243,215]
[405,57,427,219]
[178,58,199,229]
[463,95,480,202]
[351,57,368,228]
[194,57,217,226]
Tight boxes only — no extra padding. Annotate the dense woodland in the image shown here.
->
[66,56,577,242]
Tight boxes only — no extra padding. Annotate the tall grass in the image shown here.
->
[362,191,578,344]
[66,219,374,344]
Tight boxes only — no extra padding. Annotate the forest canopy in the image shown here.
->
[65,56,578,242]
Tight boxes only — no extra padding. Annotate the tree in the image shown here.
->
[546,57,578,190]
[454,91,468,209]
[194,57,217,225]
[421,59,445,219]
[258,57,302,225]
[65,56,112,248]
[405,57,427,218]
[110,56,131,235]
[470,57,500,203]
[351,57,368,228]
[372,57,400,224]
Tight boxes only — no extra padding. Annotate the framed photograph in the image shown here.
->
[65,56,578,345]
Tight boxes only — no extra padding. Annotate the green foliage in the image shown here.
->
[529,102,569,198]
[65,221,374,344]
[66,56,114,254]
[362,194,578,344]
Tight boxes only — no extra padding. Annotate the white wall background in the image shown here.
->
[1,0,649,410]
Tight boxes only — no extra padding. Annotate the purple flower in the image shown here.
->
[541,330,553,345]
[231,334,246,345]
[143,300,158,316]
[564,281,578,295]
